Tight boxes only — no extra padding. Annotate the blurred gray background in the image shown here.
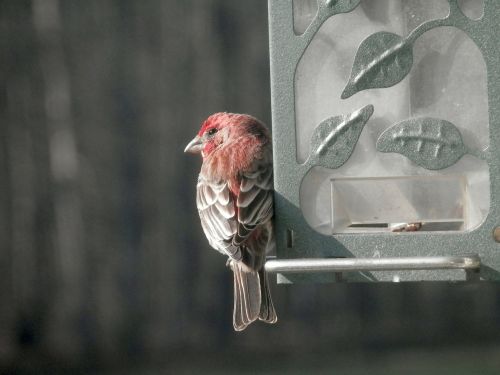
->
[1,0,500,374]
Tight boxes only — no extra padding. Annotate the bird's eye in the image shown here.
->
[207,128,218,136]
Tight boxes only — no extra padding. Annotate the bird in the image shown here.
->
[184,112,277,331]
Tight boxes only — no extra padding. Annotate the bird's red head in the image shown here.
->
[197,112,230,137]
[184,112,267,159]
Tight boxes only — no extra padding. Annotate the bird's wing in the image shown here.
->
[196,161,273,264]
[234,163,274,265]
[196,176,242,260]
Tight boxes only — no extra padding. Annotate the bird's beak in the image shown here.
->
[184,135,203,154]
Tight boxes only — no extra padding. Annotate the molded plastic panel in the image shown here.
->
[268,0,500,283]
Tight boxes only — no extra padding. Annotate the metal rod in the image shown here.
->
[265,255,481,274]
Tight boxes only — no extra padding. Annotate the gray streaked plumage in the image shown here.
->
[197,163,277,330]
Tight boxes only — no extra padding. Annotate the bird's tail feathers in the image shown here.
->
[230,261,277,331]
[231,261,261,331]
[258,269,277,324]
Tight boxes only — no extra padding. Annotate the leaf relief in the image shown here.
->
[341,32,413,99]
[376,117,468,170]
[309,104,374,169]
[321,0,361,15]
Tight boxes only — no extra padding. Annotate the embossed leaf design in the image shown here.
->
[310,104,374,169]
[341,32,413,99]
[376,118,468,170]
[321,0,361,15]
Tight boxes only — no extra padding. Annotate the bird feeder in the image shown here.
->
[266,0,500,283]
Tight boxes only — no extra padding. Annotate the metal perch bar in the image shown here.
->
[265,255,481,275]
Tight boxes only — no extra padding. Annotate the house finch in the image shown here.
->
[184,112,277,331]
